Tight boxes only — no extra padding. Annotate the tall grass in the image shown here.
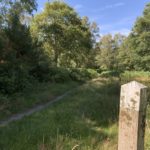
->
[0,74,149,150]
[120,71,150,82]
[0,81,79,120]
[0,78,120,150]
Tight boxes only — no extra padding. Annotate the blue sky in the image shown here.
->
[37,0,149,36]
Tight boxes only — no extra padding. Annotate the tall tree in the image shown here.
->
[0,0,37,62]
[0,0,37,93]
[96,34,116,70]
[31,1,93,67]
[95,33,126,70]
[81,16,100,68]
[122,3,150,71]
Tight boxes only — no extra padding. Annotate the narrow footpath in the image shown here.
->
[0,90,73,127]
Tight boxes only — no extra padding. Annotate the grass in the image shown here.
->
[0,81,79,121]
[0,78,120,150]
[120,71,150,82]
[0,73,149,150]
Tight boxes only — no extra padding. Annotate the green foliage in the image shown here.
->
[30,60,51,82]
[96,34,126,71]
[0,0,38,95]
[0,81,79,120]
[0,63,34,94]
[119,3,150,71]
[0,78,149,149]
[30,66,100,83]
[1,0,150,97]
[0,0,124,95]
[70,68,99,81]
[70,69,89,81]
[30,1,93,67]
[100,70,120,77]
[120,71,150,82]
[0,0,150,148]
[31,67,71,83]
[48,67,71,83]
[86,68,99,78]
[0,78,120,150]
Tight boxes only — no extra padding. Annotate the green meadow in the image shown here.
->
[0,75,149,150]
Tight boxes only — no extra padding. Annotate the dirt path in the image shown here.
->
[0,90,73,127]
[0,78,102,127]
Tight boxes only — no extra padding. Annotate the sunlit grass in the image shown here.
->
[0,75,149,150]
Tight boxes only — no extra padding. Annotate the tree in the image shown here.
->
[30,1,93,67]
[95,33,126,71]
[0,0,37,27]
[0,0,37,63]
[122,3,150,71]
[117,36,135,71]
[81,16,100,68]
[0,0,37,93]
[96,34,115,70]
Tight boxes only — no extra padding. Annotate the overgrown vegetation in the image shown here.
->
[0,0,150,95]
[0,81,79,120]
[0,0,150,149]
[0,76,149,150]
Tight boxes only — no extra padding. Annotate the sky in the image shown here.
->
[37,0,149,36]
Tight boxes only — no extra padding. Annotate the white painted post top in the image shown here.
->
[120,81,148,111]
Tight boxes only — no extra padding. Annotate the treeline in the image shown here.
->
[0,0,150,94]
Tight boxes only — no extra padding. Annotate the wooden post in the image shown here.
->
[118,81,148,150]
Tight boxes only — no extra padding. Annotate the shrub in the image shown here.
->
[96,68,102,74]
[30,62,50,82]
[69,68,99,81]
[49,68,71,83]
[69,69,82,81]
[100,70,120,77]
[0,64,35,94]
[86,69,99,78]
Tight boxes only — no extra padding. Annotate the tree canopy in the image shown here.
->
[31,1,94,67]
[119,3,150,71]
[0,0,150,94]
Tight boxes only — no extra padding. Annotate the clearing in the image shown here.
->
[0,78,149,150]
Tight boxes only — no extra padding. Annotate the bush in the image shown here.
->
[86,69,99,78]
[49,67,71,83]
[100,70,120,77]
[69,69,82,81]
[69,68,99,82]
[96,68,102,74]
[30,62,51,82]
[0,65,100,95]
[0,64,35,94]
